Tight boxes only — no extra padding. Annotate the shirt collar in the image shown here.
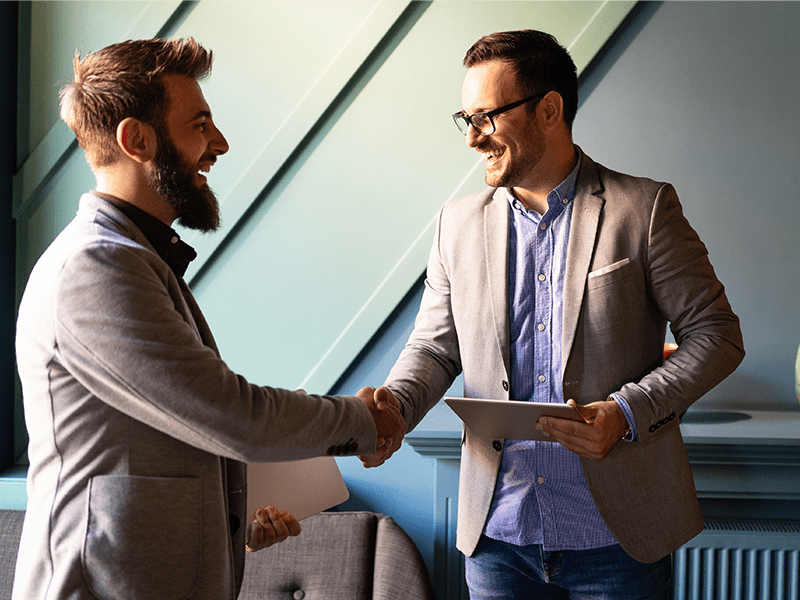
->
[94,191,198,277]
[506,146,582,219]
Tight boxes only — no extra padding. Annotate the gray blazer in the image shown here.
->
[14,193,377,600]
[386,152,744,563]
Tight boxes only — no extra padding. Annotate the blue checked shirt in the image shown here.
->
[483,150,631,550]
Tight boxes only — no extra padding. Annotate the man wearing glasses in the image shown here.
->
[360,30,743,598]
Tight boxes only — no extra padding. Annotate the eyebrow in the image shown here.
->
[190,110,212,122]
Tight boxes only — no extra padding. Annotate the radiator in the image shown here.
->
[673,519,800,600]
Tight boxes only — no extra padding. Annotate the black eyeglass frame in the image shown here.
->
[452,93,546,136]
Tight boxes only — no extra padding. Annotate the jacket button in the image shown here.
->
[502,380,509,392]
[492,440,502,452]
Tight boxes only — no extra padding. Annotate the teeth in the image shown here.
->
[198,165,211,173]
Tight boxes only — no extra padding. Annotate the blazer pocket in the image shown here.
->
[587,258,633,290]
[83,475,202,600]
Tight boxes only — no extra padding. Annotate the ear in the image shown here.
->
[538,91,566,132]
[116,117,157,163]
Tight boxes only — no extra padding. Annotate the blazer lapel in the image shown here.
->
[484,188,512,387]
[562,156,604,365]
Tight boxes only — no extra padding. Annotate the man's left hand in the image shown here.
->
[245,507,302,552]
[536,399,629,461]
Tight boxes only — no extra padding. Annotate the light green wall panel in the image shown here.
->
[12,0,634,398]
[184,1,635,392]
[17,1,182,171]
[17,152,95,283]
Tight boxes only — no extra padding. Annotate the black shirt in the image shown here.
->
[95,191,197,277]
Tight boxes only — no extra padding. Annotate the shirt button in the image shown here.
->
[537,323,545,331]
[538,375,546,382]
[538,274,546,282]
[540,223,547,230]
[170,236,179,244]
[538,477,545,484]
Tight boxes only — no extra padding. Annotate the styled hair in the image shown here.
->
[463,30,578,127]
[60,38,213,168]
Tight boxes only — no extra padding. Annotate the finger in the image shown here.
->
[246,521,264,552]
[278,511,302,537]
[373,386,397,410]
[358,452,387,468]
[567,399,596,423]
[356,386,377,402]
[262,507,290,543]
[252,508,279,547]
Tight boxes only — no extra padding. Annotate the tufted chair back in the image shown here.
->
[239,511,435,600]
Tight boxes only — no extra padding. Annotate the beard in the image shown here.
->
[480,116,546,191]
[148,133,221,233]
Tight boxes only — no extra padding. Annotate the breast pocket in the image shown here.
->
[83,475,202,600]
[586,258,633,290]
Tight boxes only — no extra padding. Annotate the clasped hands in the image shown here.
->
[245,386,404,551]
[535,399,629,461]
[356,385,405,468]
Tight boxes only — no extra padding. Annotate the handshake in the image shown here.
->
[356,385,406,468]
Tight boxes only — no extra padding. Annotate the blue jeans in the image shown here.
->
[465,536,671,600]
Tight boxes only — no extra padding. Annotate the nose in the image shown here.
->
[465,123,483,149]
[209,122,229,156]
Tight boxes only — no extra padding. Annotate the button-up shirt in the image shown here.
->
[95,192,198,277]
[483,150,619,550]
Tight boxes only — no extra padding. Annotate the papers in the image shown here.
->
[246,456,349,522]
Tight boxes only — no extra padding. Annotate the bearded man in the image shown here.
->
[13,38,403,600]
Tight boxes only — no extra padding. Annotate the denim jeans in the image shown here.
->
[465,535,671,600]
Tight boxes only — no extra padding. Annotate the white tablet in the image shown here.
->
[444,397,584,441]
[246,456,349,522]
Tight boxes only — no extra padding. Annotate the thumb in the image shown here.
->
[567,399,592,423]
[374,386,396,409]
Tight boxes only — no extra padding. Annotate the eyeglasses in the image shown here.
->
[452,93,546,136]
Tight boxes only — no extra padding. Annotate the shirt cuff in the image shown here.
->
[610,394,637,441]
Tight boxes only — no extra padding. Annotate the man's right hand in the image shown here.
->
[356,386,405,468]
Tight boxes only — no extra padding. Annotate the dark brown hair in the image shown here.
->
[464,30,578,127]
[60,38,213,168]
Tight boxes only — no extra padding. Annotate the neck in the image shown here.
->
[95,166,177,226]
[513,144,577,214]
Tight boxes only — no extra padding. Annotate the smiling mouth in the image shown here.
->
[196,160,215,182]
[481,147,504,164]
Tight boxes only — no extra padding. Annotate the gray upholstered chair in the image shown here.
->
[0,509,434,600]
[0,509,24,598]
[240,511,435,600]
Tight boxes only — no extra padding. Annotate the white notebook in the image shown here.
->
[246,456,350,522]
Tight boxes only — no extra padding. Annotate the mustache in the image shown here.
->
[475,141,502,152]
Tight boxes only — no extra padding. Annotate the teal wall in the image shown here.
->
[8,0,632,464]
[5,0,800,591]
[330,0,800,581]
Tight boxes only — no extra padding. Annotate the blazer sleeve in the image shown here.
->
[53,239,377,461]
[617,183,745,442]
[385,206,463,431]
